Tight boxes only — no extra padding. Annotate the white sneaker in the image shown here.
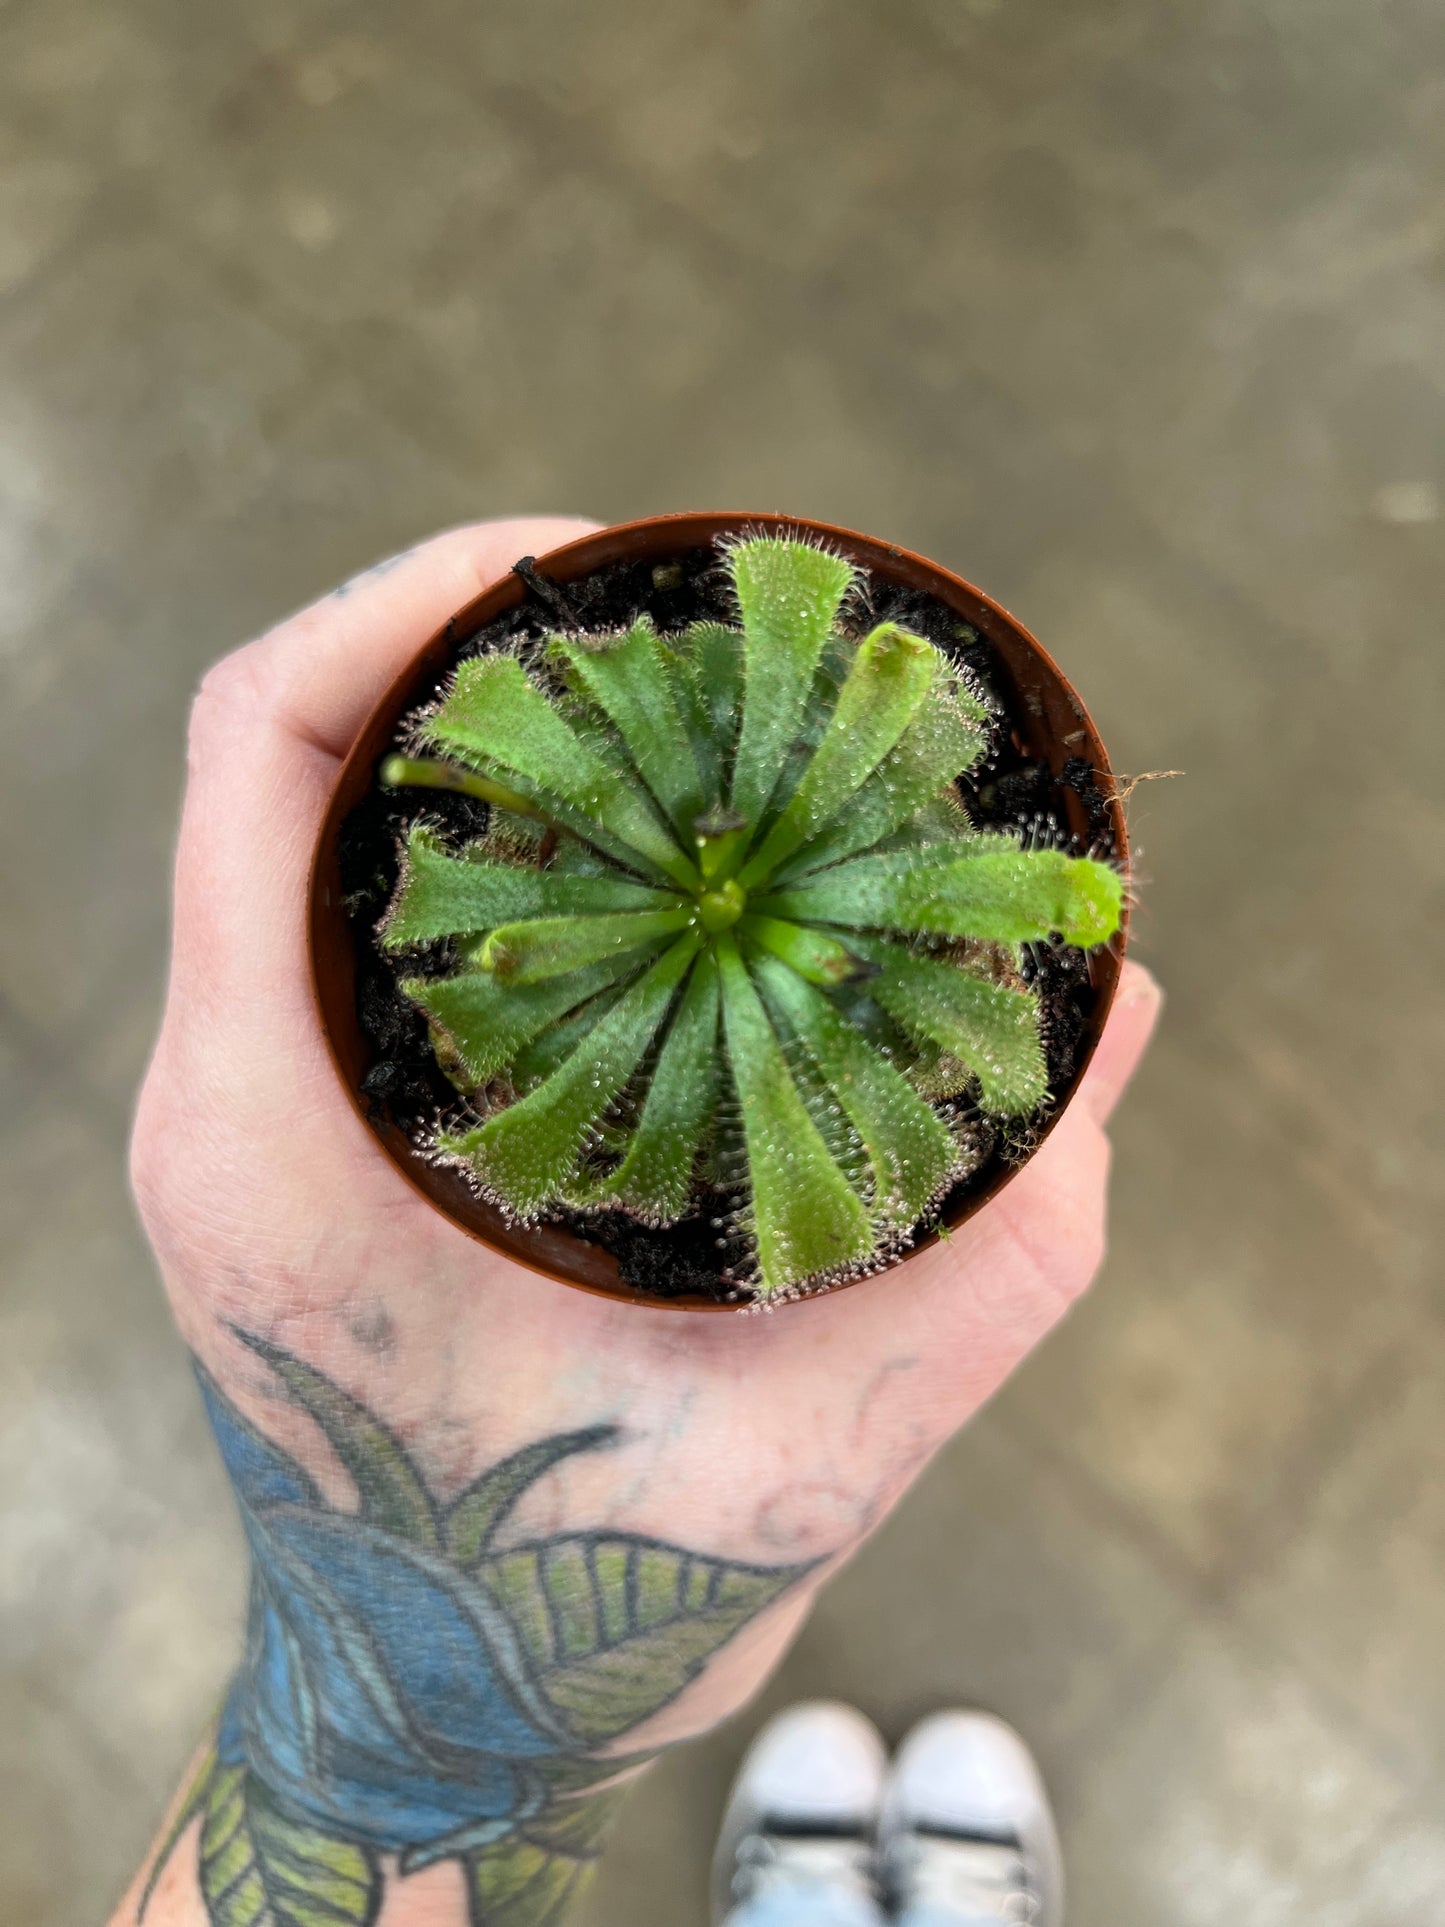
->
[711,1702,888,1924]
[878,1712,1062,1926]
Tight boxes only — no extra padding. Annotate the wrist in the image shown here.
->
[139,1323,816,1927]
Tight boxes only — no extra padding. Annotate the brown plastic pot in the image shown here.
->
[309,511,1129,1312]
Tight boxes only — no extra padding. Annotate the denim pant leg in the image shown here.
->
[723,1888,887,1927]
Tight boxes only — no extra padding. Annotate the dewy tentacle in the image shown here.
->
[376,530,1125,1297]
[424,655,700,890]
[727,537,856,831]
[478,906,694,984]
[437,930,703,1217]
[582,950,722,1224]
[738,620,940,886]
[758,842,1125,950]
[383,826,674,950]
[715,932,874,1291]
[404,958,643,1088]
[770,682,989,884]
[552,615,706,838]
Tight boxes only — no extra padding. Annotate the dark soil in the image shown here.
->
[339,544,1117,1303]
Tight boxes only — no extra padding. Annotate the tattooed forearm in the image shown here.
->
[140,1329,814,1927]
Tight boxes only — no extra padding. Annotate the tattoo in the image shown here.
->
[330,544,422,598]
[140,1329,813,1927]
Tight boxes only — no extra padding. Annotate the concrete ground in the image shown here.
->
[2,2,1442,1922]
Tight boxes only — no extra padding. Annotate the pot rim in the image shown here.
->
[308,510,1130,1312]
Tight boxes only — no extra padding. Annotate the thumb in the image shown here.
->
[1076,959,1163,1126]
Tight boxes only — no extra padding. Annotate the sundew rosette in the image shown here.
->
[377,534,1123,1298]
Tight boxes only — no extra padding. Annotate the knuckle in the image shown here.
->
[1047,1173,1110,1312]
[186,643,278,768]
[1062,1219,1108,1306]
[127,1078,173,1234]
[986,1115,1112,1326]
[1050,1207,1109,1315]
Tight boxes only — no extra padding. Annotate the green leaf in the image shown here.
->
[397,758,642,886]
[759,843,1124,949]
[198,1764,380,1927]
[379,755,556,829]
[382,827,672,950]
[233,1331,437,1546]
[754,956,962,1225]
[783,1025,871,1194]
[587,950,721,1223]
[139,1740,216,1920]
[446,1426,620,1569]
[749,635,851,833]
[894,1031,979,1102]
[426,656,697,889]
[441,934,703,1216]
[507,982,631,1092]
[828,985,977,1101]
[462,1783,633,1927]
[871,789,978,860]
[774,684,988,883]
[738,914,874,988]
[542,835,614,879]
[740,623,940,884]
[675,620,744,804]
[405,959,640,1088]
[716,935,873,1293]
[728,538,855,828]
[553,617,704,836]
[861,940,1048,1114]
[479,906,694,983]
[376,536,1115,1285]
[479,1531,812,1745]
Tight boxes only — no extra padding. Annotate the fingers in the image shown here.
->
[821,958,1160,1440]
[253,519,598,759]
[935,959,1161,1339]
[1075,959,1163,1125]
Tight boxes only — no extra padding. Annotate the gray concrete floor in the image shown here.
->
[2,2,1443,1922]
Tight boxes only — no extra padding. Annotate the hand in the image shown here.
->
[122,518,1160,1927]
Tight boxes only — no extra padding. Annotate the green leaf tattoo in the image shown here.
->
[233,1328,438,1547]
[198,1766,381,1927]
[462,1779,633,1927]
[152,1334,817,1927]
[481,1533,803,1746]
[444,1427,621,1570]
